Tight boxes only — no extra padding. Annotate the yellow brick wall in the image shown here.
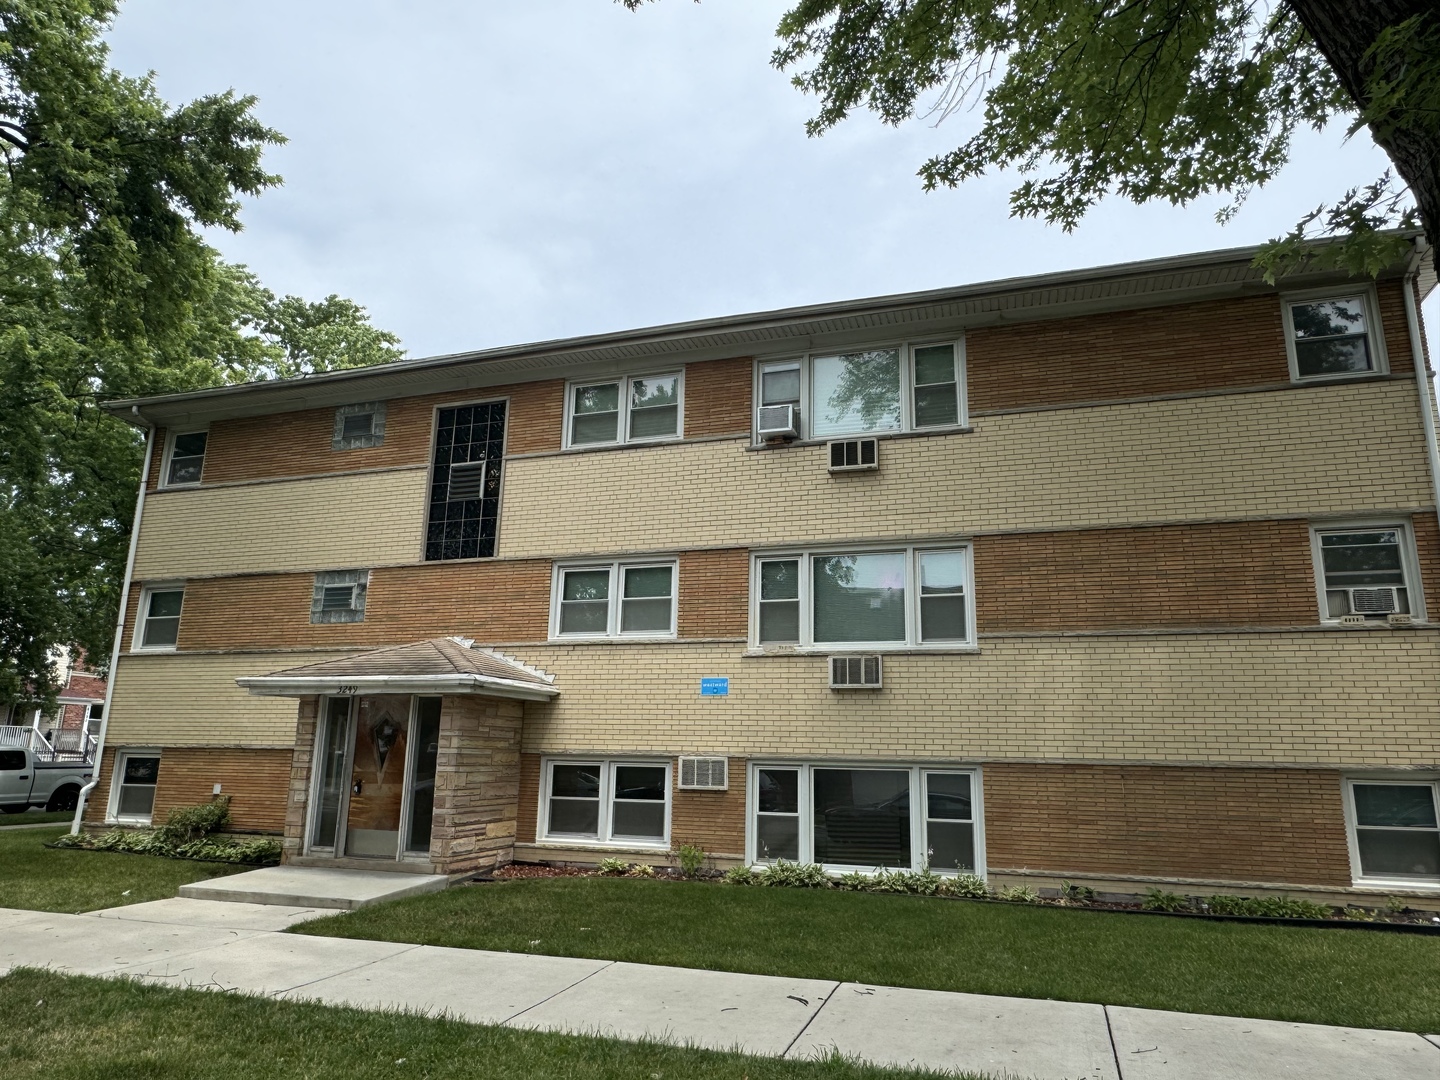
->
[133,469,428,578]
[512,633,1440,766]
[496,380,1432,557]
[106,652,342,747]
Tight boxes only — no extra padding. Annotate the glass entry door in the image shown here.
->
[307,695,438,861]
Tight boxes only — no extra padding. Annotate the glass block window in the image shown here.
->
[310,570,369,624]
[333,402,387,450]
[425,401,506,561]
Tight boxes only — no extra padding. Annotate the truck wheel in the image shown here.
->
[46,786,79,812]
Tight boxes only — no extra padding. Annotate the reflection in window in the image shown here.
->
[167,432,208,485]
[812,350,901,438]
[1290,297,1373,378]
[543,760,669,844]
[758,559,800,643]
[140,589,184,649]
[813,553,906,643]
[813,768,911,868]
[569,373,682,446]
[1351,782,1440,880]
[756,767,800,861]
[116,754,161,820]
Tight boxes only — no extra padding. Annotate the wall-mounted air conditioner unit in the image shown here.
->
[1347,587,1401,615]
[830,655,882,689]
[757,404,800,440]
[828,437,878,472]
[678,756,729,790]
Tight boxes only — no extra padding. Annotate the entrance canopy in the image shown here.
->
[236,637,558,701]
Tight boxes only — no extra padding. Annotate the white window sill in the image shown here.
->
[537,836,670,850]
[562,436,685,454]
[129,646,178,655]
[743,645,980,657]
[1352,877,1440,892]
[1291,370,1388,386]
[1319,620,1430,629]
[548,635,679,645]
[748,425,974,450]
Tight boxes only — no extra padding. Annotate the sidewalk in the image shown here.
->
[2,899,1437,1080]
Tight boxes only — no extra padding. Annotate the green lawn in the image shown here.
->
[0,968,973,1080]
[294,877,1440,1033]
[0,826,244,913]
[0,810,80,826]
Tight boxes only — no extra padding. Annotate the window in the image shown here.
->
[112,751,161,823]
[552,561,677,639]
[88,703,104,721]
[542,759,670,846]
[310,570,369,624]
[752,546,973,649]
[135,586,185,650]
[1347,779,1440,885]
[1311,523,1421,622]
[755,340,965,441]
[333,402,386,450]
[425,401,506,561]
[750,763,982,872]
[164,431,208,486]
[1283,292,1385,381]
[566,372,682,448]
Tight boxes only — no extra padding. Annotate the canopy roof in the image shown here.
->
[236,637,558,701]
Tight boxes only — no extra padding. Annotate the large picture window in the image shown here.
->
[542,759,670,846]
[425,401,506,561]
[749,763,981,873]
[755,340,964,441]
[751,546,973,649]
[1346,779,1440,885]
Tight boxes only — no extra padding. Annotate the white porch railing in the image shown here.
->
[0,724,96,763]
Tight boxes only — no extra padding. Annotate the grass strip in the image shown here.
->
[0,826,243,913]
[0,968,978,1080]
[0,810,81,826]
[293,876,1440,1033]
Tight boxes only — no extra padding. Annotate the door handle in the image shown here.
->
[18,775,28,780]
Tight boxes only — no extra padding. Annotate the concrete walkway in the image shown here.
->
[2,900,1437,1080]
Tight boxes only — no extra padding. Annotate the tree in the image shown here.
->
[645,1,1439,278]
[0,0,402,708]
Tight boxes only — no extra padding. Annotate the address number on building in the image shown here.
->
[335,685,358,696]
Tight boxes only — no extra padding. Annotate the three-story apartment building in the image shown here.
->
[88,239,1440,905]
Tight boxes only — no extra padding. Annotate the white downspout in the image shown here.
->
[1403,262,1440,551]
[71,416,155,834]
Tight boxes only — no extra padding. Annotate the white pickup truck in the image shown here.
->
[0,747,92,814]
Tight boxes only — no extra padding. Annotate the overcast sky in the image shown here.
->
[105,1,1435,361]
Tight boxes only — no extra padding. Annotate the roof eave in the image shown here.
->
[234,673,559,701]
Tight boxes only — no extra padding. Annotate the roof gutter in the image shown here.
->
[1402,240,1440,538]
[234,672,559,702]
[72,417,154,834]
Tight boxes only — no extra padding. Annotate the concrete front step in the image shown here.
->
[178,866,449,909]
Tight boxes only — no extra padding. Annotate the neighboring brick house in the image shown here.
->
[87,240,1440,906]
[3,649,105,742]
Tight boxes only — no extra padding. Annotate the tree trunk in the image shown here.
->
[1287,0,1440,244]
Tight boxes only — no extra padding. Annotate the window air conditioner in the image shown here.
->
[1349,587,1399,615]
[678,756,728,790]
[830,655,882,689]
[757,404,800,440]
[828,437,879,472]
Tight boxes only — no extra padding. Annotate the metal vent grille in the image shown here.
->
[830,655,882,688]
[678,756,729,790]
[447,459,487,502]
[1351,588,1399,614]
[828,438,879,471]
[756,403,799,438]
[319,585,356,611]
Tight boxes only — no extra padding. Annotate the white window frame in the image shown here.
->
[753,339,967,443]
[1308,519,1425,624]
[1280,286,1388,384]
[549,559,679,640]
[108,747,163,825]
[563,370,685,450]
[539,757,672,848]
[132,582,186,652]
[748,544,975,651]
[1342,775,1440,890]
[160,429,209,488]
[746,761,985,875]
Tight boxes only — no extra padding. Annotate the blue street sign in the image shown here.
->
[700,677,730,697]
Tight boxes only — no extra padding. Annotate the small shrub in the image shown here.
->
[755,860,830,888]
[625,862,657,878]
[1386,896,1409,914]
[1140,888,1188,913]
[596,857,630,876]
[1205,894,1331,920]
[940,873,988,899]
[722,865,756,886]
[997,884,1041,904]
[154,797,231,845]
[835,871,870,891]
[868,866,945,895]
[675,844,707,878]
[1059,880,1096,903]
[1342,905,1380,922]
[52,824,279,865]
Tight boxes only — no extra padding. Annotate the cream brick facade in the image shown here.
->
[497,380,1432,556]
[513,633,1440,767]
[134,467,428,578]
[107,652,343,747]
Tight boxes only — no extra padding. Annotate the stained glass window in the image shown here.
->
[425,401,507,561]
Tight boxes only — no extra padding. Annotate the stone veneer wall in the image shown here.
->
[281,697,319,863]
[429,695,523,875]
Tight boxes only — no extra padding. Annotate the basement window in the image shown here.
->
[541,759,670,847]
